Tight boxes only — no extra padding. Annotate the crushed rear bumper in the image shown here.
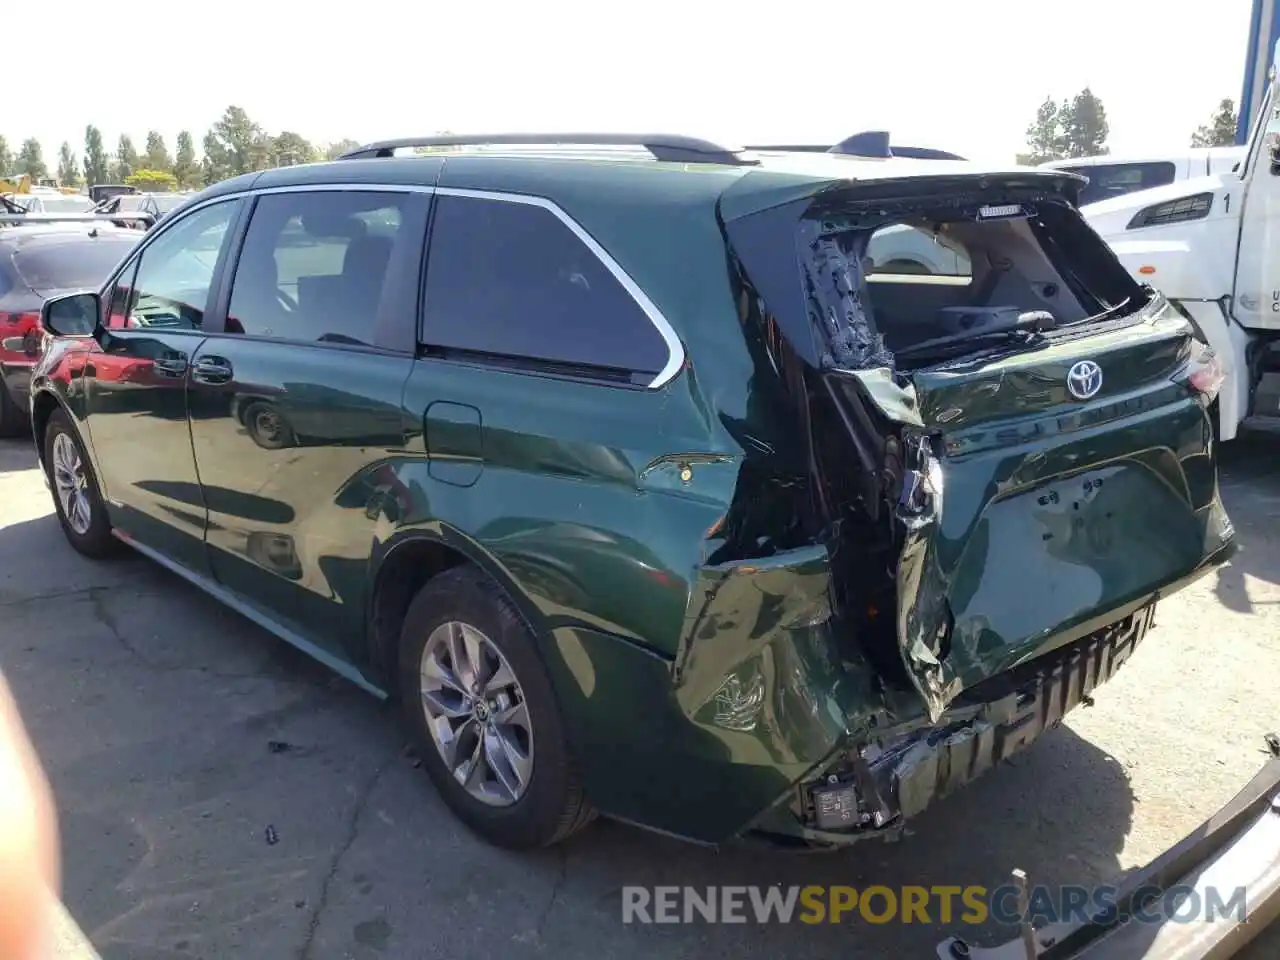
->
[937,745,1280,959]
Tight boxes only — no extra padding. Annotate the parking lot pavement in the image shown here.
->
[1,434,1279,960]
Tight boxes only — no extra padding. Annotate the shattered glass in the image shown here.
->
[803,235,895,371]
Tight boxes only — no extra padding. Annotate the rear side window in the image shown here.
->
[422,195,670,379]
[227,191,422,346]
[1063,162,1177,205]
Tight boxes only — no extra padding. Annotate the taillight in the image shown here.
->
[1180,339,1226,403]
[0,312,41,356]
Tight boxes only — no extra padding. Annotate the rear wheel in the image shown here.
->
[43,409,116,559]
[397,566,593,849]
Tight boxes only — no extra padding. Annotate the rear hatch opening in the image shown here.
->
[720,171,1234,732]
[797,181,1153,376]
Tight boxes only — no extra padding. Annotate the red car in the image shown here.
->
[0,224,140,434]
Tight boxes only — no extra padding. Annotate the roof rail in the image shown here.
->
[744,130,967,162]
[336,133,754,166]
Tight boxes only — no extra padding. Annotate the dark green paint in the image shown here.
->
[26,152,1236,847]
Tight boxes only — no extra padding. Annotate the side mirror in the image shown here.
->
[42,292,101,338]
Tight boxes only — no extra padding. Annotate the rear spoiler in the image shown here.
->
[0,212,156,229]
[744,130,967,161]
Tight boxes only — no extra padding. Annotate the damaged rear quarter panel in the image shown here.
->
[539,544,891,844]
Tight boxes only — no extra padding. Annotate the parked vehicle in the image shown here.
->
[0,222,140,434]
[6,194,94,216]
[87,185,137,206]
[30,134,1235,850]
[1041,147,1246,206]
[94,192,192,228]
[1080,48,1280,441]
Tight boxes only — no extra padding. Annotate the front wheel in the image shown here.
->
[43,409,117,559]
[397,566,593,849]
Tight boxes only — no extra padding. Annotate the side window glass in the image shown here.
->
[116,201,237,330]
[866,224,972,280]
[106,259,139,329]
[226,191,416,345]
[1071,162,1177,205]
[422,195,670,377]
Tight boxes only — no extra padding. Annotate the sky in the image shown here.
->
[8,0,1257,167]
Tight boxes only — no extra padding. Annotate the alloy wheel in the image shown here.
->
[419,620,534,807]
[51,432,92,535]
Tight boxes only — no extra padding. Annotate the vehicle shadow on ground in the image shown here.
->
[0,511,1141,960]
[1213,431,1280,613]
[0,435,37,474]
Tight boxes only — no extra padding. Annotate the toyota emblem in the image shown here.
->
[1066,360,1103,400]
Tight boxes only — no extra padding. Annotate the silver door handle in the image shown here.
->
[191,357,233,384]
[153,355,188,377]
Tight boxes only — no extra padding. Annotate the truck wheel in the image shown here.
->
[397,566,594,849]
[879,258,933,275]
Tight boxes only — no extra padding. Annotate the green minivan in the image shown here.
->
[29,135,1235,850]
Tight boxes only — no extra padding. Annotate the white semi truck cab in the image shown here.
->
[1082,45,1280,441]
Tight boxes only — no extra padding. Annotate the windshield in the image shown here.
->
[12,236,137,291]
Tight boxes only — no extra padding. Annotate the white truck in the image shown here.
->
[1080,47,1280,441]
[1043,147,1246,205]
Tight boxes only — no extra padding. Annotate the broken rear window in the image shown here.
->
[799,194,1149,371]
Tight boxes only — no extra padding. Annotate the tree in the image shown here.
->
[1022,96,1064,165]
[173,131,199,189]
[144,131,172,172]
[1192,99,1238,148]
[124,169,179,192]
[17,139,47,179]
[202,106,266,183]
[1059,87,1109,159]
[83,125,109,187]
[0,136,11,177]
[324,139,361,161]
[56,143,80,187]
[114,134,139,181]
[271,131,316,166]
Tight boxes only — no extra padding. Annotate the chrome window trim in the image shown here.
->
[156,181,686,389]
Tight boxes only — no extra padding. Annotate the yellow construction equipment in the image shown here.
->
[0,173,32,194]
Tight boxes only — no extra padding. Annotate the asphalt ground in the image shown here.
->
[1,432,1277,959]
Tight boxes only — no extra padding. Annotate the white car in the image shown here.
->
[11,194,95,216]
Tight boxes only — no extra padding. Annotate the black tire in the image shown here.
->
[43,408,117,559]
[878,258,933,275]
[397,566,593,849]
[0,380,25,438]
[241,400,295,450]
